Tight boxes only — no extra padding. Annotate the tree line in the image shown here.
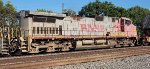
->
[0,0,150,28]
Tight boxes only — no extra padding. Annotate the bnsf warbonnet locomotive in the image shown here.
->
[0,10,138,55]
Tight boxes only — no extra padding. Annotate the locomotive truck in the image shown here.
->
[0,10,138,55]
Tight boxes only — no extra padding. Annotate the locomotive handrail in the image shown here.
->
[25,29,137,39]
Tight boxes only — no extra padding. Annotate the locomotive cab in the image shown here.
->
[120,18,132,32]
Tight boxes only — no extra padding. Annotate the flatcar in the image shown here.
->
[0,10,138,55]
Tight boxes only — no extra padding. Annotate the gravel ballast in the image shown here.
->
[48,54,150,69]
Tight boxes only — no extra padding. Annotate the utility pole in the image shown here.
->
[62,3,64,13]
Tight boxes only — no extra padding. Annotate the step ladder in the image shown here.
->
[20,38,28,53]
[0,38,9,55]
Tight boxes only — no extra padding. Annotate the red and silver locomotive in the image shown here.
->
[0,10,138,55]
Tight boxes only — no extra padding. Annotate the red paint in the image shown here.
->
[120,19,125,32]
[80,24,104,32]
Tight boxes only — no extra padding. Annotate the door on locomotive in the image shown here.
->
[120,19,125,32]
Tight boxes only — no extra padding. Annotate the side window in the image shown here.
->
[33,16,56,23]
[59,25,62,35]
[47,17,56,23]
[41,27,43,34]
[44,27,47,34]
[51,27,53,34]
[33,27,35,34]
[47,27,49,34]
[33,16,46,22]
[37,27,39,34]
[112,18,116,22]
[49,27,52,34]
[95,16,104,21]
[53,27,55,34]
[56,28,58,34]
[125,20,131,25]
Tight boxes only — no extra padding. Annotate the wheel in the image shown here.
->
[69,47,76,51]
[70,41,76,51]
[143,42,149,46]
[9,41,22,56]
[9,41,19,53]
[14,49,22,56]
[109,46,114,49]
[142,38,149,46]
[129,43,135,47]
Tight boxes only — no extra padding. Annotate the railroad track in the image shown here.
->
[0,46,150,69]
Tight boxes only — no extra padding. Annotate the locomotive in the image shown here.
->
[0,10,138,55]
[141,15,150,45]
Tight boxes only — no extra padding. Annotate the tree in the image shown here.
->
[5,1,17,27]
[0,0,4,14]
[63,9,76,16]
[37,9,53,13]
[79,1,103,17]
[79,1,120,17]
[101,1,117,16]
[115,7,128,17]
[0,0,17,28]
[0,0,5,27]
[127,6,150,25]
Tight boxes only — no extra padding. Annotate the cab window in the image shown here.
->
[125,20,131,25]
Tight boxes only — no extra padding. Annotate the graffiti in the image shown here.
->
[80,24,104,32]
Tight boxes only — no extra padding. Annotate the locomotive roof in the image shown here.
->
[121,17,131,20]
[20,10,66,18]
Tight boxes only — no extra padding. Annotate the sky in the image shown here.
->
[2,0,150,13]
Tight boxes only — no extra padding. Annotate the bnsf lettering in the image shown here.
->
[80,24,104,32]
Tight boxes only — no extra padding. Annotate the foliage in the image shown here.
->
[37,9,53,13]
[0,0,17,28]
[115,7,128,17]
[5,1,17,27]
[127,6,150,25]
[79,1,103,17]
[79,1,119,17]
[0,0,5,27]
[63,9,76,16]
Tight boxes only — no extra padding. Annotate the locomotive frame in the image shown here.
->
[0,10,138,55]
